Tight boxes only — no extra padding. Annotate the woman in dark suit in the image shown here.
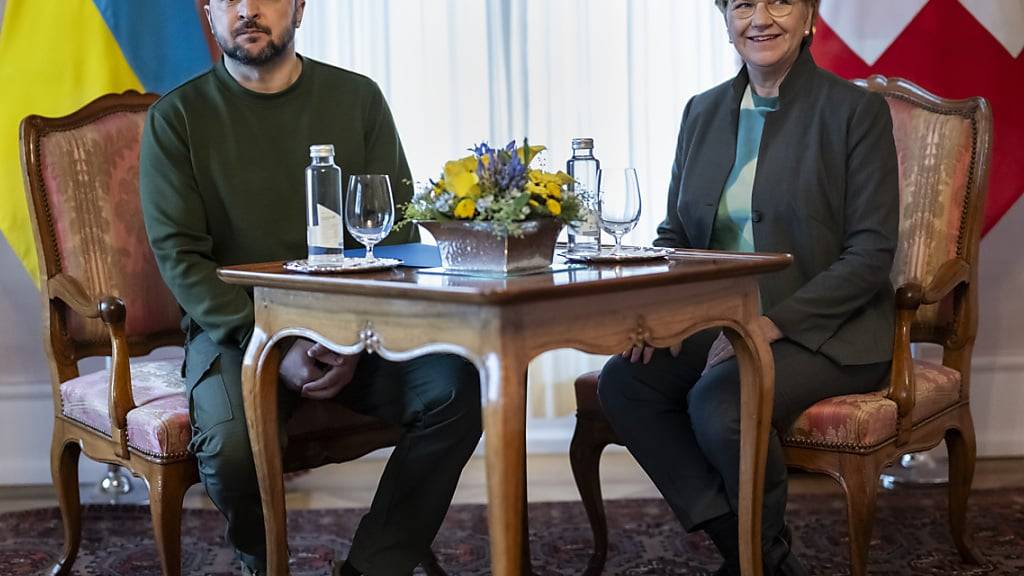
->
[597,1,899,574]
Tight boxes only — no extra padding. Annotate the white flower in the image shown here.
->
[433,195,453,212]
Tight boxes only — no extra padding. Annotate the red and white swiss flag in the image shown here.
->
[811,0,1023,235]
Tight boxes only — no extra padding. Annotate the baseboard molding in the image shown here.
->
[0,380,52,401]
[969,359,1024,457]
[0,459,52,486]
[971,355,1024,372]
[0,452,110,486]
[976,437,1024,458]
[524,416,574,454]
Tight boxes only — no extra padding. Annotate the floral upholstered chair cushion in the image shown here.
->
[59,358,396,462]
[60,359,191,460]
[784,359,962,450]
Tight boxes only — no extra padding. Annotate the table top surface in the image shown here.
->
[218,249,792,305]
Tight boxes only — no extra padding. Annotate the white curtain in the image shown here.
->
[297,0,738,418]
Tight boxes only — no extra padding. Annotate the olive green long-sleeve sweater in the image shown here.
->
[140,56,415,350]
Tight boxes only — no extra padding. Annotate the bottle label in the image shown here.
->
[308,204,343,249]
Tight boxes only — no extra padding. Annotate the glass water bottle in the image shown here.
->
[305,144,344,262]
[566,138,601,253]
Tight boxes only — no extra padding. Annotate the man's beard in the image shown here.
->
[215,17,297,66]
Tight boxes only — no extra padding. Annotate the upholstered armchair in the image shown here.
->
[569,76,992,576]
[20,91,440,576]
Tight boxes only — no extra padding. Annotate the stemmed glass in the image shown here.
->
[345,174,395,261]
[598,168,641,255]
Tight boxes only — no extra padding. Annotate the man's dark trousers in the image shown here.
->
[185,332,483,575]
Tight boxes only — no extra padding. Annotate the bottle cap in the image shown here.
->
[571,138,594,150]
[309,144,335,157]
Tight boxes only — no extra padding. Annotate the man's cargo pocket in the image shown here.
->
[186,351,234,450]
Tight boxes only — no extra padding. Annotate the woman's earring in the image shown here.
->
[804,29,810,36]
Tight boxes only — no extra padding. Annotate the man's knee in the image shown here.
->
[416,355,482,438]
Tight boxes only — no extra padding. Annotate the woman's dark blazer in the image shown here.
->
[654,47,899,366]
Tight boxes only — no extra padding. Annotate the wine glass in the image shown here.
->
[598,168,641,255]
[345,174,395,261]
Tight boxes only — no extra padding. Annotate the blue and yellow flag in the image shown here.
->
[0,0,215,285]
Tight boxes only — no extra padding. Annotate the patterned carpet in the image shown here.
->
[1,487,1021,575]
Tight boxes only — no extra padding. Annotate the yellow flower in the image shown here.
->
[431,179,445,197]
[447,171,480,198]
[525,170,568,200]
[543,170,573,186]
[444,156,481,198]
[454,198,477,219]
[517,144,546,165]
[546,198,561,216]
[444,156,477,181]
[528,199,540,208]
[528,169,573,187]
[525,181,548,197]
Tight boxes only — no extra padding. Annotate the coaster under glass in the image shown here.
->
[559,246,673,263]
[284,256,403,274]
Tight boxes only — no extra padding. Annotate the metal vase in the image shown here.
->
[418,219,563,274]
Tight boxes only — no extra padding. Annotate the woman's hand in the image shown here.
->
[622,341,685,364]
[702,316,784,374]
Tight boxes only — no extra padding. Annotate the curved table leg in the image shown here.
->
[242,328,289,576]
[724,321,775,576]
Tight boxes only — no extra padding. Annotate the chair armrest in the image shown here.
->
[47,273,101,319]
[888,284,920,446]
[100,297,137,459]
[922,258,970,305]
[886,259,969,447]
[47,273,137,459]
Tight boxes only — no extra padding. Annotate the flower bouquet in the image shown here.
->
[404,140,583,273]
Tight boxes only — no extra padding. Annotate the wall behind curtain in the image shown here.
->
[296,0,737,424]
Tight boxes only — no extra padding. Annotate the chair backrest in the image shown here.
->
[20,91,184,384]
[857,76,992,370]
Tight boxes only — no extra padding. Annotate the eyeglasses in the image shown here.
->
[728,0,797,20]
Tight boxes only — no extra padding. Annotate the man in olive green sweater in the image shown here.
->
[139,2,481,575]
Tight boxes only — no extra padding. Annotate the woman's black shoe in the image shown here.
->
[331,560,362,576]
[706,517,809,576]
